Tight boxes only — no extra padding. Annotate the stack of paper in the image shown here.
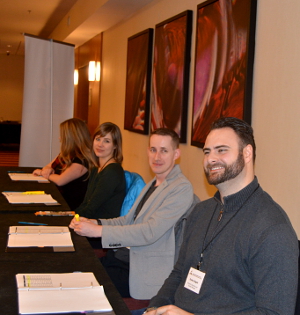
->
[15,272,113,314]
[7,226,74,252]
[2,191,58,204]
[8,173,50,182]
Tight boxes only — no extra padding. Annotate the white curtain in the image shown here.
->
[19,35,74,167]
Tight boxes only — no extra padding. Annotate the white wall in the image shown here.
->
[252,0,300,236]
[99,0,300,237]
[0,55,24,122]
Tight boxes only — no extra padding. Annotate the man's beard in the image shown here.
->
[204,151,245,186]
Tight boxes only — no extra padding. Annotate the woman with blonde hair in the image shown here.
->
[33,118,95,210]
[75,122,126,219]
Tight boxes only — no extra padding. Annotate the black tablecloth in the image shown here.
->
[0,167,70,212]
[0,213,131,315]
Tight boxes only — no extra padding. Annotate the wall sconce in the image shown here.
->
[74,69,78,85]
[96,62,101,81]
[89,61,101,81]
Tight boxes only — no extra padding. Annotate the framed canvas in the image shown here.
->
[191,0,257,147]
[151,10,193,142]
[124,28,153,134]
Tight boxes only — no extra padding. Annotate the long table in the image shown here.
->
[0,166,70,212]
[0,213,131,315]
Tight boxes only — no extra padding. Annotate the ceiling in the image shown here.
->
[0,0,154,56]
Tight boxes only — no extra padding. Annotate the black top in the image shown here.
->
[52,156,89,210]
[75,163,126,219]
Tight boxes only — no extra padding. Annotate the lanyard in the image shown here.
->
[197,185,259,270]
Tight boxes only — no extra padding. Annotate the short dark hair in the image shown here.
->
[210,117,256,162]
[151,128,180,149]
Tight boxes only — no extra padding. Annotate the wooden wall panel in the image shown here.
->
[74,33,102,135]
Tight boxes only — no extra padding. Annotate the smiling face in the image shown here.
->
[93,132,115,161]
[148,134,180,181]
[203,127,245,187]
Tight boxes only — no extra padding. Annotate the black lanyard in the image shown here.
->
[197,185,259,270]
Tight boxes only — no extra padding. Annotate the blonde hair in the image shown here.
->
[59,118,96,172]
[92,122,123,165]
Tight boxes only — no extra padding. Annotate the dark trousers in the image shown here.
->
[100,249,130,297]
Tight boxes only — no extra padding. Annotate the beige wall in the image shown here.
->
[99,0,300,237]
[2,0,300,236]
[0,55,24,122]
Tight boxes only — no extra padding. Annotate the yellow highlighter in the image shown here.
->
[75,214,80,221]
[22,191,45,195]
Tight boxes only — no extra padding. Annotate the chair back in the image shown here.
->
[294,240,300,315]
[174,194,200,263]
[120,171,146,216]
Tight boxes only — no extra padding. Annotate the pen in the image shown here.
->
[22,191,45,195]
[35,211,75,216]
[18,221,48,226]
[75,214,80,221]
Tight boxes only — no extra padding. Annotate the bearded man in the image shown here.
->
[141,117,298,315]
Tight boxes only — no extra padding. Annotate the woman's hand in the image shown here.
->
[41,166,54,179]
[32,169,42,176]
[48,163,87,186]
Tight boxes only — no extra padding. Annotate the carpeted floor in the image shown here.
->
[0,149,19,167]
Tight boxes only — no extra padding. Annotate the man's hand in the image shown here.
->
[69,216,93,228]
[147,305,193,315]
[69,217,101,237]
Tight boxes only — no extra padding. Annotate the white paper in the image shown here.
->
[9,226,69,235]
[8,173,50,182]
[8,226,73,247]
[2,192,58,204]
[16,273,112,314]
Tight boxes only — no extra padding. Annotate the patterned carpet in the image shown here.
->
[0,150,19,167]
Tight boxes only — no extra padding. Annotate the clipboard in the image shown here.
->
[16,272,113,314]
[6,226,75,252]
[8,173,50,183]
[2,192,59,205]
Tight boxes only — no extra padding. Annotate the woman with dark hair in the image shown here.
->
[75,122,126,219]
[33,118,95,210]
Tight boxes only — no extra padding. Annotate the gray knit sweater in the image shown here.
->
[149,177,299,314]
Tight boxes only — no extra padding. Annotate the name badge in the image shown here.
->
[184,267,205,294]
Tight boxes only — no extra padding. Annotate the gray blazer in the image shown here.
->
[101,164,194,299]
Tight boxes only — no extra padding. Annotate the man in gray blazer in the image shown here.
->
[70,128,195,299]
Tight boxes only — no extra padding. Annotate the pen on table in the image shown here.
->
[75,214,80,221]
[22,191,45,195]
[18,221,48,226]
[35,211,75,216]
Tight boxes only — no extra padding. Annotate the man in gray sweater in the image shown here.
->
[143,117,298,315]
